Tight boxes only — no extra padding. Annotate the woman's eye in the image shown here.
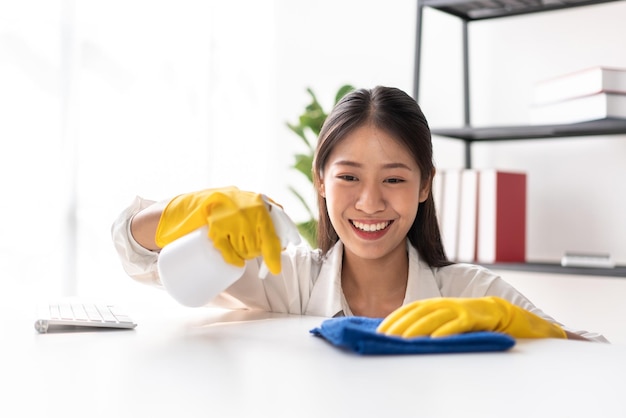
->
[385,178,404,184]
[338,175,357,182]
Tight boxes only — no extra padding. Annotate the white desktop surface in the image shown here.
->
[3,299,626,418]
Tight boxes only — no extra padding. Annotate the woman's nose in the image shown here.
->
[355,183,386,214]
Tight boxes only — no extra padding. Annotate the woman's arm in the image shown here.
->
[130,200,168,251]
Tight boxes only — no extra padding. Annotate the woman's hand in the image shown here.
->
[155,187,283,274]
[377,296,567,339]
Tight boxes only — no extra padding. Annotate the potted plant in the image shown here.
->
[286,84,354,247]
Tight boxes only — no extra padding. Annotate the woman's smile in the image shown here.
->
[350,220,393,239]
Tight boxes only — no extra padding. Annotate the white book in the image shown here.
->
[533,67,626,105]
[440,169,461,261]
[431,170,444,230]
[456,169,478,263]
[530,92,626,125]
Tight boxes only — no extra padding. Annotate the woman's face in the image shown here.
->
[320,123,430,262]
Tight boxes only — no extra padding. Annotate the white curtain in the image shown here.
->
[0,0,277,302]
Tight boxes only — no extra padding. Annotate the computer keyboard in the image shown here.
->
[34,302,137,333]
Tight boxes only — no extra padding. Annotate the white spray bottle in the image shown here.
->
[157,196,302,307]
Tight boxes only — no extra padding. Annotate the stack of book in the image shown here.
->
[530,67,626,125]
[432,169,526,264]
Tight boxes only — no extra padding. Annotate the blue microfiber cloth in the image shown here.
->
[310,316,515,355]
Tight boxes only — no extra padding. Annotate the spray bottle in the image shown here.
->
[157,196,302,307]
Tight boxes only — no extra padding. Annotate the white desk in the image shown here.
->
[3,300,626,418]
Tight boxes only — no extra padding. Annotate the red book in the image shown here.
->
[476,170,526,263]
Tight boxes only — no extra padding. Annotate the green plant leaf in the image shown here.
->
[304,88,328,135]
[286,122,312,150]
[305,87,321,109]
[334,84,355,104]
[299,111,326,137]
[296,219,318,248]
[293,153,313,182]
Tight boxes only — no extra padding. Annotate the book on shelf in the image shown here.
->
[439,169,462,261]
[432,169,444,228]
[533,66,626,105]
[456,169,478,263]
[476,170,526,264]
[434,169,526,264]
[530,92,626,125]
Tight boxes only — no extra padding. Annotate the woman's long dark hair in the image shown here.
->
[312,86,451,268]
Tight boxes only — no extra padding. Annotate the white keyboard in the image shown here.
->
[34,302,137,333]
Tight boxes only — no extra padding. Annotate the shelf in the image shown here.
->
[416,0,626,276]
[431,118,626,142]
[421,0,621,21]
[481,262,626,277]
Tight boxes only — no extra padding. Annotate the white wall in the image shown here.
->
[1,1,280,302]
[272,0,417,221]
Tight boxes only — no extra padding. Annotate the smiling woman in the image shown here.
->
[112,85,607,342]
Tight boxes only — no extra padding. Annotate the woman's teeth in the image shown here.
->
[352,221,391,232]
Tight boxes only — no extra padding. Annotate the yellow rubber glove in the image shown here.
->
[377,296,566,339]
[155,187,283,274]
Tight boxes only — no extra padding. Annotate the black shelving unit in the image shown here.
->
[431,118,626,141]
[482,263,626,278]
[417,0,620,21]
[414,0,626,277]
[414,0,625,168]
